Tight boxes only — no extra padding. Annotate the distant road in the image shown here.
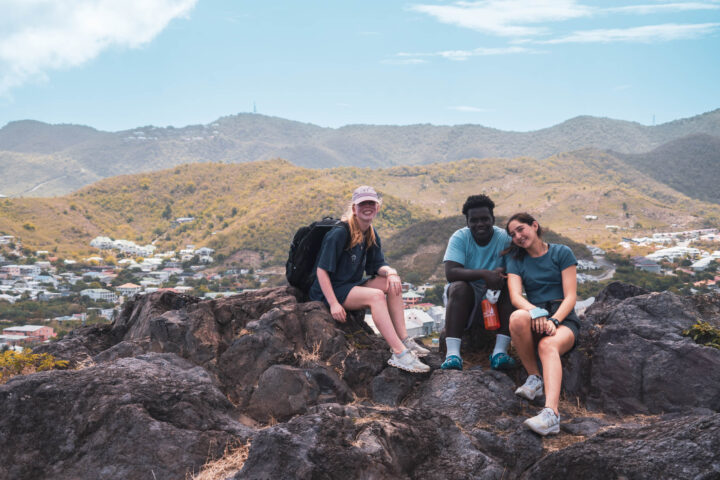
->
[593,255,616,281]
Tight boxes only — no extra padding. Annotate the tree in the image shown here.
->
[162,204,172,220]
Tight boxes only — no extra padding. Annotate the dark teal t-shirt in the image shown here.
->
[308,225,387,304]
[505,243,577,304]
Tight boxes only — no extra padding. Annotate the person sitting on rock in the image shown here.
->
[441,194,516,371]
[504,212,580,436]
[309,185,430,373]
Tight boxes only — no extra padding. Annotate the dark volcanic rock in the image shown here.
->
[8,285,720,479]
[405,369,524,429]
[0,353,250,480]
[524,414,720,479]
[371,366,422,406]
[560,416,611,436]
[247,364,353,422]
[584,290,720,414]
[236,404,504,480]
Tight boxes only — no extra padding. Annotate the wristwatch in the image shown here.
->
[548,317,560,328]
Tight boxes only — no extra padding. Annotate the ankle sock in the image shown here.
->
[445,337,461,358]
[492,334,511,357]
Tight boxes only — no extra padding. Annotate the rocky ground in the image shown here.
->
[1,282,719,479]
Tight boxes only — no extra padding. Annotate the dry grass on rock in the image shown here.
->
[190,441,251,480]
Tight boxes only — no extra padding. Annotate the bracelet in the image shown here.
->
[547,317,560,328]
[529,307,549,320]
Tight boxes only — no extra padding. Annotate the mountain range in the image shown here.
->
[1,108,719,197]
[1,152,717,283]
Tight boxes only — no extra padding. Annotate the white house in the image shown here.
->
[195,247,215,256]
[116,283,142,296]
[427,305,446,332]
[691,257,715,272]
[90,236,114,250]
[80,288,118,302]
[646,246,702,262]
[403,309,435,337]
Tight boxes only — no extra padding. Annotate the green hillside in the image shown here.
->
[0,154,717,275]
[616,134,720,204]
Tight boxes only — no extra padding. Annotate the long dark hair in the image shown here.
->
[502,212,543,260]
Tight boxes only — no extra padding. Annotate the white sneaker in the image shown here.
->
[402,336,430,357]
[388,349,430,373]
[515,375,544,400]
[524,407,560,436]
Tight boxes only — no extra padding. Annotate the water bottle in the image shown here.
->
[482,299,500,330]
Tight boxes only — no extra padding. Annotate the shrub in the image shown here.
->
[683,321,720,350]
[0,349,69,383]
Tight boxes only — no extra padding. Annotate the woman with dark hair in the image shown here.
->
[309,186,430,373]
[503,212,580,435]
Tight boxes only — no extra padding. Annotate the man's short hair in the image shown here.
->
[462,194,495,218]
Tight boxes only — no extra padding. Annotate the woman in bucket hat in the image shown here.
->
[309,186,430,373]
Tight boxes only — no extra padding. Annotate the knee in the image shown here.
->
[447,281,472,301]
[538,338,558,358]
[509,310,530,334]
[367,288,387,306]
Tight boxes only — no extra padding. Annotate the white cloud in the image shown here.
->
[410,0,592,37]
[448,105,492,112]
[542,22,720,43]
[411,1,720,42]
[397,46,540,61]
[606,3,720,15]
[0,0,198,94]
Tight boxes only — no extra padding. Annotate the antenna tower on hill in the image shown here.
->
[253,102,257,114]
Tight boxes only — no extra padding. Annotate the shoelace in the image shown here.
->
[541,408,557,422]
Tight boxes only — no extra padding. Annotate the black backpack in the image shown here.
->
[286,217,349,293]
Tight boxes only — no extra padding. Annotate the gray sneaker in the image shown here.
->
[403,336,430,357]
[388,349,430,373]
[515,375,544,400]
[524,407,560,436]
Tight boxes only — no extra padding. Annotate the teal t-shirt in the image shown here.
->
[443,226,510,289]
[506,243,577,304]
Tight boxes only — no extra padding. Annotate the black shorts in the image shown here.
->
[540,300,580,347]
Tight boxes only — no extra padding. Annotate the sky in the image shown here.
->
[0,0,719,132]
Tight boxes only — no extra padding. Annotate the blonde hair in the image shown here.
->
[341,203,378,249]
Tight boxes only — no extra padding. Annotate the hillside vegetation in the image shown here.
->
[616,133,720,204]
[2,108,719,196]
[383,215,591,283]
[1,155,718,271]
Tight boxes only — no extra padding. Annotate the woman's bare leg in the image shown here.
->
[509,309,541,377]
[343,285,405,354]
[537,327,575,414]
[362,276,407,339]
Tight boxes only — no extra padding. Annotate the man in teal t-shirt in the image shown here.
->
[441,194,515,371]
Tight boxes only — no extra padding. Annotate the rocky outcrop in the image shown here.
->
[524,413,720,479]
[0,354,250,480]
[3,283,720,479]
[564,283,720,414]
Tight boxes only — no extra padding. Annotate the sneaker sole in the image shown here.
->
[387,359,430,373]
[491,362,516,371]
[514,387,542,401]
[524,419,560,436]
[391,348,429,358]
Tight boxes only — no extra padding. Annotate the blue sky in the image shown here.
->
[0,0,719,132]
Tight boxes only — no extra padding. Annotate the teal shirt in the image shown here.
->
[506,243,577,304]
[443,226,510,289]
